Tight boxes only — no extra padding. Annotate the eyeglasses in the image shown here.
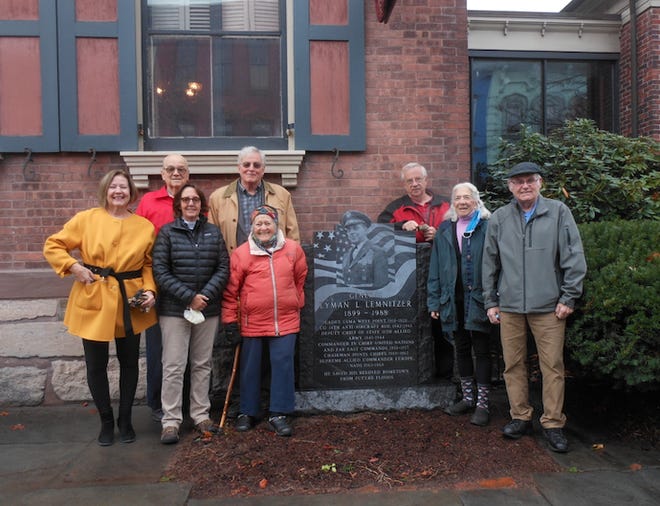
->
[241,161,263,169]
[509,176,540,187]
[164,166,188,174]
[404,177,426,186]
[181,196,201,204]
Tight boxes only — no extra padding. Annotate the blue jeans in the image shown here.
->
[239,334,296,417]
[145,324,162,410]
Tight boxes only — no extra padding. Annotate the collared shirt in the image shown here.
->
[237,181,264,246]
[523,200,539,223]
[135,185,175,235]
[414,200,432,223]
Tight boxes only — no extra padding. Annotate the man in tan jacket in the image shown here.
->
[208,146,299,254]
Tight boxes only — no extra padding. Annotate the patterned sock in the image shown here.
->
[460,377,475,405]
[476,384,489,410]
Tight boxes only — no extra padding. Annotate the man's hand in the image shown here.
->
[422,225,436,241]
[402,220,419,231]
[555,303,573,320]
[487,307,501,325]
[224,322,241,346]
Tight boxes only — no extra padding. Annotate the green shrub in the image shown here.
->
[482,119,660,223]
[566,220,660,390]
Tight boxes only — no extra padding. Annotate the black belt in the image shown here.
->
[84,264,142,338]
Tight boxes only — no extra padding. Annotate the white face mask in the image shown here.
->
[183,308,205,325]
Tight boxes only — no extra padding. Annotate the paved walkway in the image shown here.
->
[1,403,658,505]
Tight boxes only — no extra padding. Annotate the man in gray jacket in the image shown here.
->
[482,162,586,453]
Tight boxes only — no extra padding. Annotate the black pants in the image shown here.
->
[82,333,140,415]
[454,302,490,385]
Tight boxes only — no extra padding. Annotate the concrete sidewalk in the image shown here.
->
[1,404,658,506]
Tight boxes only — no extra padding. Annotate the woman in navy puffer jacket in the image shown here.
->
[152,184,229,444]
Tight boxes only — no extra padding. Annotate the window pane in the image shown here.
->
[546,61,613,133]
[148,0,278,32]
[212,37,281,136]
[150,37,212,137]
[145,0,283,145]
[221,0,279,31]
[148,0,211,31]
[471,60,542,182]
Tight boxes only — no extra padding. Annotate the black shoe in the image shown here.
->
[543,428,568,453]
[235,414,253,432]
[470,407,490,427]
[502,419,532,439]
[151,408,164,422]
[117,418,136,444]
[98,414,115,447]
[444,399,475,416]
[268,415,292,437]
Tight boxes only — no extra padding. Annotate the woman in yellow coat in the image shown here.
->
[44,169,157,446]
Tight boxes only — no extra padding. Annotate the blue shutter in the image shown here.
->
[57,0,138,151]
[294,0,365,151]
[0,0,59,152]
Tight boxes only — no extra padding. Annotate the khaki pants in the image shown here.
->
[160,315,219,429]
[500,311,566,429]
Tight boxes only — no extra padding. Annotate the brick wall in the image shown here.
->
[294,1,470,242]
[618,6,659,140]
[0,1,471,272]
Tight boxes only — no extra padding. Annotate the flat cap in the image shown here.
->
[507,162,542,178]
[341,210,371,228]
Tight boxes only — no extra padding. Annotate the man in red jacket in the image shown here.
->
[377,162,449,243]
[378,162,453,379]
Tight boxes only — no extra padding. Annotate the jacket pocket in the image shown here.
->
[74,282,102,311]
[439,292,453,323]
[469,291,488,323]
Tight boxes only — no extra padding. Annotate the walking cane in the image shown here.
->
[219,343,241,428]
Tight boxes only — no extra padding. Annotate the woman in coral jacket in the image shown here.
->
[222,205,307,437]
[43,169,157,446]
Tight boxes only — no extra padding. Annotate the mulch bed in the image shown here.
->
[164,406,563,499]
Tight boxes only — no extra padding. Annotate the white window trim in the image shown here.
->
[468,13,621,52]
[121,150,305,188]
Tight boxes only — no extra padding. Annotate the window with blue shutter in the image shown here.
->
[293,0,366,151]
[0,0,138,153]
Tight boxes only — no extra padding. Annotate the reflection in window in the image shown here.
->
[471,57,616,186]
[145,0,282,144]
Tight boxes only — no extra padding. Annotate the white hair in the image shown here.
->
[400,162,427,180]
[444,182,492,222]
[237,146,266,166]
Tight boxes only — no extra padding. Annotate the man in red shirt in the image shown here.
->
[136,154,190,421]
[378,162,452,379]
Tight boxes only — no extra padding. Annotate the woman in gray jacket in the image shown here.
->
[428,182,492,426]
